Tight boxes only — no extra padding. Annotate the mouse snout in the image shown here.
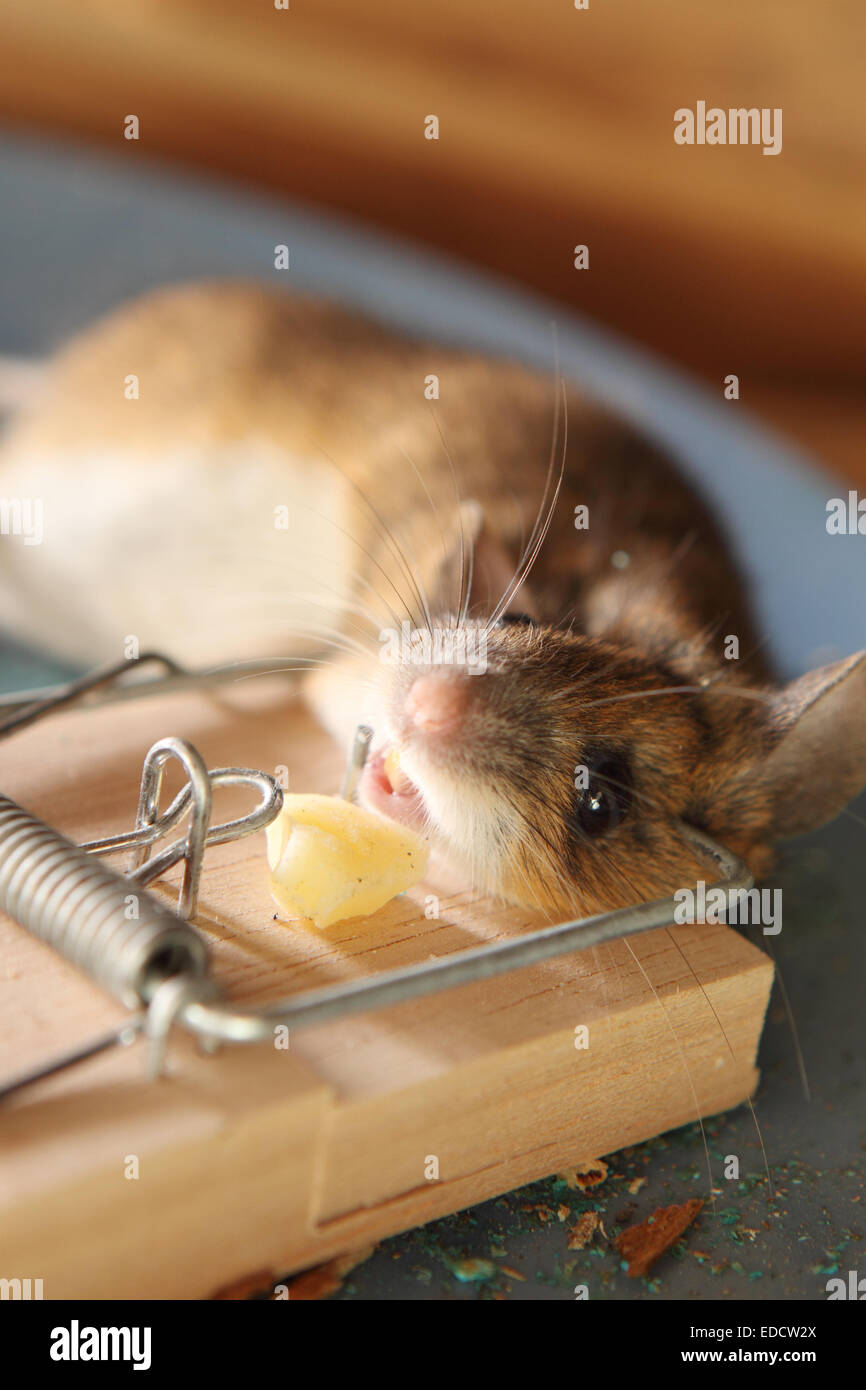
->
[406,671,469,734]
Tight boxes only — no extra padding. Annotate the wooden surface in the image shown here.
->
[0,679,774,1297]
[0,2,865,487]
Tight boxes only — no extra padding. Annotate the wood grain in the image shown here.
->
[0,679,774,1296]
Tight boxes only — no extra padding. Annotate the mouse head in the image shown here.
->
[357,516,866,915]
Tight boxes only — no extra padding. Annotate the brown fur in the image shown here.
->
[5,281,865,915]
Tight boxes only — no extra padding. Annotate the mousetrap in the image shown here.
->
[0,656,774,1299]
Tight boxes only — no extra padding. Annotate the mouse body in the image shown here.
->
[1,281,864,914]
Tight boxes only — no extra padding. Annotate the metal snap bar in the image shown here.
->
[0,650,304,736]
[175,820,752,1045]
[0,654,754,1099]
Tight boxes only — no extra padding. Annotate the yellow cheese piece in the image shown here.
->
[265,793,429,929]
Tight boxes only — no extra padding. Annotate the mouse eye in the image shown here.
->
[569,752,632,838]
[497,612,534,627]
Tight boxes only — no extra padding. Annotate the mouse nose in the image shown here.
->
[407,672,467,734]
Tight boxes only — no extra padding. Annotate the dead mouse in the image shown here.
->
[1,280,864,915]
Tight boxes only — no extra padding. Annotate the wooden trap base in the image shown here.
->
[0,678,774,1298]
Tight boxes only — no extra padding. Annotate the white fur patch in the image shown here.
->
[0,439,355,667]
[397,743,521,896]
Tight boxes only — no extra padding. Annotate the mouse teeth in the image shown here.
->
[384,745,413,795]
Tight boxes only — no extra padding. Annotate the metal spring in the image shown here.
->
[0,794,209,1008]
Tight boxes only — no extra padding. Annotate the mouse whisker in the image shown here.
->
[578,683,776,710]
[426,402,470,626]
[246,622,376,660]
[207,656,351,681]
[210,546,414,636]
[663,925,775,1197]
[395,440,453,617]
[206,590,380,655]
[750,928,811,1104]
[622,937,716,1199]
[204,589,378,647]
[297,461,430,634]
[485,375,568,631]
[197,598,376,657]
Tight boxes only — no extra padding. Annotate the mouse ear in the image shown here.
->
[753,651,866,837]
[434,500,541,620]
